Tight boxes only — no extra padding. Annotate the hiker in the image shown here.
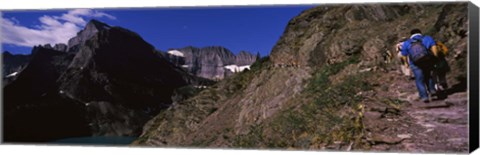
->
[400,29,439,103]
[432,41,450,91]
[383,48,393,64]
[395,37,413,78]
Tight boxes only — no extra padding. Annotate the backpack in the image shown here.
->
[436,41,448,57]
[408,37,434,67]
[434,41,451,72]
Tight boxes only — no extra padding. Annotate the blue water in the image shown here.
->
[51,136,137,145]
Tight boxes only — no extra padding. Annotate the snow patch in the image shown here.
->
[167,50,185,57]
[224,65,250,73]
[239,65,251,71]
[5,72,18,78]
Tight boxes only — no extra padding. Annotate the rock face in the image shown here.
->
[134,3,468,153]
[2,51,31,79]
[3,20,200,142]
[235,51,258,66]
[67,19,111,52]
[164,46,257,80]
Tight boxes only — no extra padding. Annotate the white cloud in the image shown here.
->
[39,15,62,27]
[92,12,116,20]
[58,13,87,25]
[69,9,92,16]
[57,9,116,25]
[1,9,116,47]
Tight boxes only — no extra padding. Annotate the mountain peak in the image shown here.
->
[85,19,111,31]
[67,19,111,50]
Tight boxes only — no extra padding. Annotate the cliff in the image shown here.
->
[164,46,257,80]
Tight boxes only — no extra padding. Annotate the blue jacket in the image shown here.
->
[401,34,436,65]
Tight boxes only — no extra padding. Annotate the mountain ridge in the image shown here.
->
[133,3,468,152]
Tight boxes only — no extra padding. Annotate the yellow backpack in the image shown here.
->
[436,41,448,56]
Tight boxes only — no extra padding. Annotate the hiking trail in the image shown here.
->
[360,68,468,153]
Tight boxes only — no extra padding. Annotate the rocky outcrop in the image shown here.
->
[32,43,68,53]
[53,43,68,52]
[3,20,200,142]
[67,19,111,52]
[164,46,257,80]
[134,3,468,153]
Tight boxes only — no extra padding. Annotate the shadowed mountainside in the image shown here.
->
[2,51,32,85]
[3,20,208,142]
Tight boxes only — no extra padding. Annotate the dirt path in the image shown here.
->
[361,69,469,153]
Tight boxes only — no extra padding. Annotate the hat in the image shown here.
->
[410,28,422,35]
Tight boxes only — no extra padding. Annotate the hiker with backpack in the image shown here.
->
[400,29,439,103]
[432,41,450,92]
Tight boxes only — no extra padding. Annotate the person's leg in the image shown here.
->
[431,68,440,90]
[401,65,408,76]
[419,63,437,95]
[438,71,448,89]
[424,66,437,95]
[411,65,429,101]
[437,57,450,90]
[436,70,449,99]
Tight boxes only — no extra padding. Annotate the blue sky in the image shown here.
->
[1,5,315,56]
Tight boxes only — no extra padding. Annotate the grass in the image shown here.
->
[132,56,271,146]
[133,135,148,144]
[232,125,266,148]
[232,54,372,150]
[224,56,270,97]
[190,135,217,147]
[383,98,404,110]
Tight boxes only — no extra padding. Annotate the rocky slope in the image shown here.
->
[164,46,258,80]
[133,3,469,153]
[3,20,205,142]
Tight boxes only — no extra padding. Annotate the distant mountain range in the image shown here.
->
[162,46,258,80]
[2,19,227,142]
